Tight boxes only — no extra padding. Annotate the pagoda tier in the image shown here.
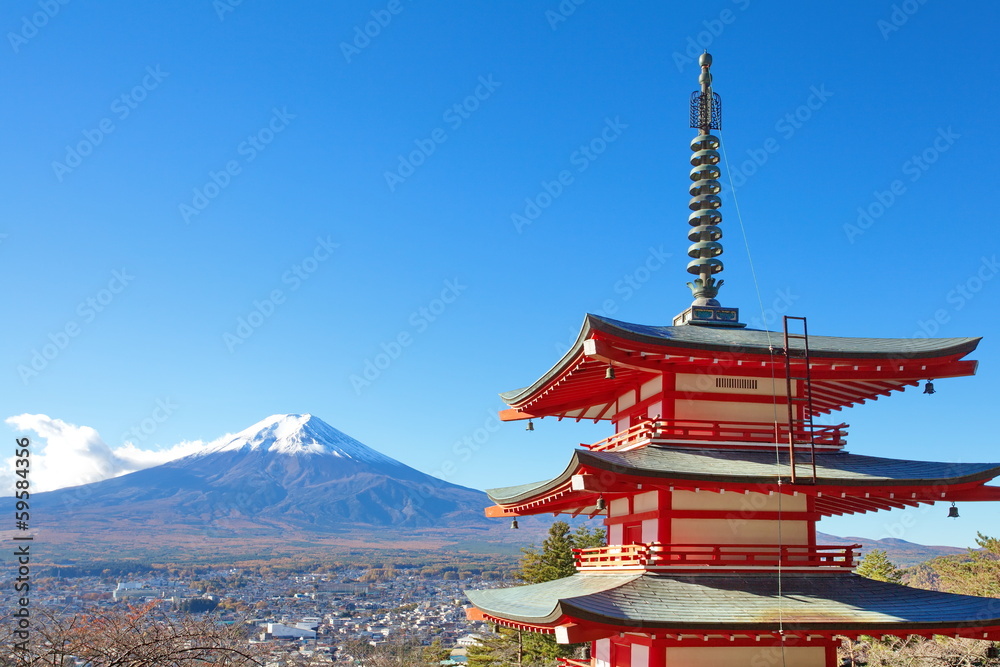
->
[483,440,1000,518]
[499,315,979,423]
[466,571,1000,644]
[467,52,999,667]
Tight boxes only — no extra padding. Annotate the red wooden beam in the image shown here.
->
[661,389,793,405]
[518,390,620,420]
[554,622,617,644]
[570,473,635,494]
[584,338,668,374]
[588,334,976,380]
[949,485,1000,502]
[498,408,538,422]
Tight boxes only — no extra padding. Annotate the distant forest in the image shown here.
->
[845,532,1000,666]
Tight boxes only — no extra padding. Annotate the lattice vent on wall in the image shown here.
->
[715,377,758,390]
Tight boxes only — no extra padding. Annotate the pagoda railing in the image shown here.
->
[584,418,848,452]
[573,543,861,570]
[557,659,593,667]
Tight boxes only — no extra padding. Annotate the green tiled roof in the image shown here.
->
[466,572,1000,631]
[592,316,980,359]
[485,447,1000,504]
[466,574,640,622]
[500,314,980,403]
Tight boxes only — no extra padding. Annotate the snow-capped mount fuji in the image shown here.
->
[198,413,408,467]
[31,414,496,545]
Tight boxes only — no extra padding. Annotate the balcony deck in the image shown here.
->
[584,418,848,453]
[574,543,860,571]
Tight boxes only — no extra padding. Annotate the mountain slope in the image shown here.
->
[31,414,964,564]
[816,531,967,567]
[31,415,496,545]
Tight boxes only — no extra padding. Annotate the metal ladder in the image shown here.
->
[783,316,817,484]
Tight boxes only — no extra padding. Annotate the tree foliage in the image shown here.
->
[841,534,1000,666]
[519,522,606,584]
[931,532,1000,598]
[469,521,606,667]
[839,634,998,666]
[857,548,904,584]
[341,638,448,666]
[1,601,264,666]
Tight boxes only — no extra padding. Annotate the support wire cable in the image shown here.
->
[718,131,788,666]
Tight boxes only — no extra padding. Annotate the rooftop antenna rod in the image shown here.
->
[677,52,744,329]
[685,52,725,308]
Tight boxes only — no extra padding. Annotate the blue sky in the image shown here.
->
[3,0,999,548]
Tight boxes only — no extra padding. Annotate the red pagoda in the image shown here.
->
[466,53,1000,667]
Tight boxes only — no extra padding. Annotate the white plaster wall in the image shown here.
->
[610,498,631,517]
[672,399,789,424]
[640,376,663,400]
[675,373,790,396]
[608,524,623,545]
[665,645,826,666]
[641,519,658,543]
[634,491,659,513]
[672,490,807,512]
[671,519,809,546]
[594,639,611,667]
[631,643,649,667]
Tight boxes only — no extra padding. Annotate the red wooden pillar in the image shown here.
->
[661,372,675,421]
[656,489,671,544]
[611,637,632,667]
[825,640,839,667]
[807,495,817,548]
[647,638,667,667]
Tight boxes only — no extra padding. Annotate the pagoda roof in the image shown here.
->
[500,315,980,418]
[465,571,1000,637]
[487,447,1000,505]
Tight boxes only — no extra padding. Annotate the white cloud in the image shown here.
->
[3,414,227,494]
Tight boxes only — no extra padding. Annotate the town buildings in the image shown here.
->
[15,565,494,664]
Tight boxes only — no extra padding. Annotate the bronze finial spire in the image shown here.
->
[674,52,744,328]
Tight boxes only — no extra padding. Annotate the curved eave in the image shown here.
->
[466,572,1000,634]
[586,316,981,362]
[499,314,595,404]
[466,574,641,625]
[499,314,980,414]
[486,447,1000,507]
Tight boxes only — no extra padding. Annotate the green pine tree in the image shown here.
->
[468,521,606,667]
[844,539,1000,664]
[931,532,1000,597]
[856,548,904,584]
